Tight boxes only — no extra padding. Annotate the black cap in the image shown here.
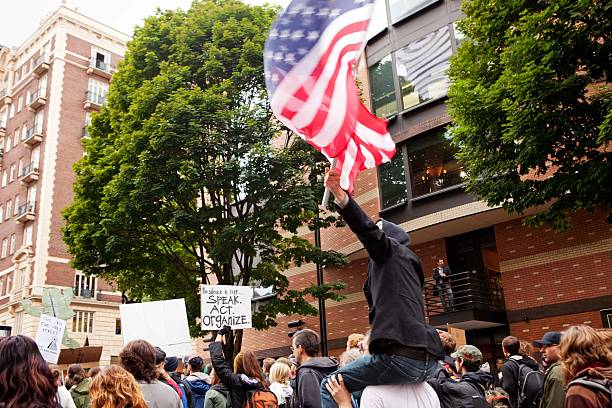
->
[165,356,179,372]
[533,331,562,346]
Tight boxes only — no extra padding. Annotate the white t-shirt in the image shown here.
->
[269,381,293,405]
[57,385,76,408]
[360,382,440,408]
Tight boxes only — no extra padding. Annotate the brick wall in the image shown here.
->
[509,310,603,341]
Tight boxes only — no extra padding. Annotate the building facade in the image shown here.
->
[242,0,612,361]
[0,5,128,364]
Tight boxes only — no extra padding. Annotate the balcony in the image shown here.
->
[83,91,105,110]
[15,201,36,224]
[0,88,11,107]
[87,58,114,79]
[19,162,39,184]
[32,53,50,77]
[423,270,507,330]
[24,124,43,147]
[28,88,47,111]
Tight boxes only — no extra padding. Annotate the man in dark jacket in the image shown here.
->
[166,356,194,408]
[433,259,454,311]
[320,169,445,408]
[533,332,564,408]
[183,356,211,408]
[292,329,339,408]
[501,336,541,408]
[427,345,493,408]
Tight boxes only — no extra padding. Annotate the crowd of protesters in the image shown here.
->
[0,169,611,408]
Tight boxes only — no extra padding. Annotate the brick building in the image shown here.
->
[241,0,612,362]
[0,4,128,364]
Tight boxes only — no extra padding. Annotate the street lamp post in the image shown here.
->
[314,209,329,356]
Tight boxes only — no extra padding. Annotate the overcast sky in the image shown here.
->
[1,0,291,48]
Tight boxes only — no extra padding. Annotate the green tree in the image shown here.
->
[448,0,611,230]
[62,0,346,351]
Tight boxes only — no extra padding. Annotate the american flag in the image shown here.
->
[264,0,395,193]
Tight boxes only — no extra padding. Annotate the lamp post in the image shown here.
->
[314,208,329,357]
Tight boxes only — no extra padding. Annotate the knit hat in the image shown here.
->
[165,356,179,372]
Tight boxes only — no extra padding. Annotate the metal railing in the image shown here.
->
[16,201,35,217]
[90,58,114,73]
[32,53,48,68]
[85,91,106,105]
[20,162,39,177]
[29,87,47,102]
[423,270,505,318]
[25,123,43,138]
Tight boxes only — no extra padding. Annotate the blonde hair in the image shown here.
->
[347,333,365,349]
[89,365,148,408]
[269,362,291,384]
[560,325,612,383]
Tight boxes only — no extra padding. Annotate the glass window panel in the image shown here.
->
[389,0,440,24]
[379,148,407,208]
[368,55,396,118]
[408,128,466,197]
[395,26,452,111]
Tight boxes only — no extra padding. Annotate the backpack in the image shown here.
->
[428,378,491,408]
[244,388,278,408]
[567,376,612,399]
[509,360,543,408]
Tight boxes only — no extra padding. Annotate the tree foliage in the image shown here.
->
[62,0,347,342]
[448,0,611,230]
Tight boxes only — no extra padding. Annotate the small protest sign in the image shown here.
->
[200,285,252,330]
[35,314,66,364]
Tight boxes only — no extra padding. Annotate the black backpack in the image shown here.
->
[509,360,543,408]
[567,376,612,399]
[428,378,491,408]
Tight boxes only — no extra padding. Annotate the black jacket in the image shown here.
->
[501,355,540,408]
[209,342,261,408]
[338,197,444,358]
[294,357,338,408]
[433,266,452,284]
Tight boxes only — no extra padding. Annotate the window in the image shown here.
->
[5,276,11,296]
[13,195,19,216]
[0,108,7,127]
[17,96,22,113]
[23,224,33,246]
[72,310,94,333]
[389,0,441,24]
[87,79,109,105]
[9,104,14,119]
[14,311,23,334]
[9,164,15,183]
[1,171,7,188]
[407,128,466,197]
[115,319,122,335]
[27,185,36,205]
[91,47,112,72]
[21,126,27,141]
[369,55,396,117]
[395,25,452,111]
[0,206,3,223]
[1,239,7,258]
[0,278,3,296]
[74,272,96,298]
[14,268,25,289]
[379,148,408,209]
[34,110,44,131]
[25,90,31,105]
[5,200,11,220]
[9,235,16,255]
[5,133,11,152]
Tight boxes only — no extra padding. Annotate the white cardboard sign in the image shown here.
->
[200,285,252,330]
[35,314,66,364]
[120,298,192,357]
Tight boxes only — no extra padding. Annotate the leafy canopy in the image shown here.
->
[62,0,346,337]
[448,0,611,230]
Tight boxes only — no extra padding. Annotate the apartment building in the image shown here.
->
[242,0,612,361]
[0,4,128,364]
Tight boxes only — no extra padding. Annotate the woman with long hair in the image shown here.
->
[560,325,612,408]
[0,335,60,408]
[89,365,148,408]
[210,328,272,408]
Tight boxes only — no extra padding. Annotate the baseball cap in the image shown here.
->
[451,345,483,362]
[533,331,562,346]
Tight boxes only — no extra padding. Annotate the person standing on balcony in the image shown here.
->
[533,332,565,408]
[433,259,454,311]
[320,169,444,408]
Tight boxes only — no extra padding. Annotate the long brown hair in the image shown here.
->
[89,365,148,408]
[234,350,263,381]
[559,325,612,383]
[0,335,59,407]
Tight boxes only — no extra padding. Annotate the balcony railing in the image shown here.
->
[74,287,95,298]
[423,270,506,324]
[19,162,39,184]
[24,124,43,146]
[32,53,50,76]
[0,89,12,107]
[15,201,36,224]
[28,88,47,110]
[84,91,106,109]
[88,58,115,78]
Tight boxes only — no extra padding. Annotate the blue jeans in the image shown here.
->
[320,352,438,408]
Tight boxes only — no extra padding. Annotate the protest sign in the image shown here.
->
[35,314,66,364]
[120,298,192,356]
[200,285,252,330]
[448,325,467,347]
